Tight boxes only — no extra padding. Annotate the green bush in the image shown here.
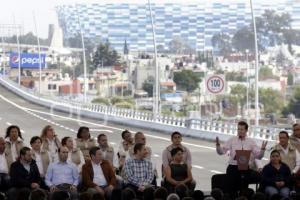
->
[115,101,134,109]
[111,97,123,105]
[91,98,110,105]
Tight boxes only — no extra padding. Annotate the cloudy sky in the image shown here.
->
[0,0,281,38]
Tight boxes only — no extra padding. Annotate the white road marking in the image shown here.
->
[192,165,204,169]
[6,122,11,126]
[210,170,224,174]
[153,154,160,158]
[90,129,114,133]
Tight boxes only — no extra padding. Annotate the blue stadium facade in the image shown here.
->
[56,0,300,52]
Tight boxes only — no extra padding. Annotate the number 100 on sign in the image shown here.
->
[206,75,225,94]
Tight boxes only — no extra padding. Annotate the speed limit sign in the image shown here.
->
[206,75,226,94]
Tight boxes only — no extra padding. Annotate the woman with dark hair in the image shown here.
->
[75,126,96,160]
[40,125,61,162]
[164,147,194,193]
[261,150,292,198]
[5,125,24,162]
[62,136,85,173]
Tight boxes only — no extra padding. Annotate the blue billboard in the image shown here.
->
[9,52,46,68]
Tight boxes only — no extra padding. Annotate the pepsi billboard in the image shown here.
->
[9,52,46,68]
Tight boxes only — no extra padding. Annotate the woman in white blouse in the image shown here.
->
[4,125,24,162]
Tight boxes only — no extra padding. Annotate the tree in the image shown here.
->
[232,27,255,52]
[168,37,195,54]
[284,86,300,117]
[259,88,284,114]
[276,50,288,67]
[64,33,94,55]
[92,40,120,69]
[211,32,232,56]
[288,72,294,86]
[173,70,201,92]
[259,66,276,80]
[5,32,49,46]
[256,10,292,46]
[229,84,247,105]
[225,72,246,82]
[142,76,155,97]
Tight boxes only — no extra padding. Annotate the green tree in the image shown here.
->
[232,27,255,52]
[173,70,201,92]
[92,40,120,69]
[276,50,288,67]
[259,66,276,80]
[142,76,155,97]
[64,33,94,54]
[284,86,300,117]
[288,72,294,86]
[259,88,284,114]
[5,32,49,46]
[211,32,232,56]
[225,72,246,82]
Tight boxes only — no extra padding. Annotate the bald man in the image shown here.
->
[0,137,11,192]
[129,132,152,160]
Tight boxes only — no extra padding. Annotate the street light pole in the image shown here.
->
[245,49,249,125]
[147,0,160,121]
[250,0,259,127]
[33,11,42,95]
[75,4,87,103]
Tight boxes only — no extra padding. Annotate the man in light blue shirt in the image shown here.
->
[45,146,79,200]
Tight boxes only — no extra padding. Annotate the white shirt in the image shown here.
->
[217,136,265,165]
[0,153,8,173]
[92,161,107,187]
[117,141,131,160]
[33,151,44,175]
[47,139,58,155]
[11,142,17,162]
[23,163,30,172]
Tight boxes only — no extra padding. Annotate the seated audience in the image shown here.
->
[272,131,300,173]
[30,136,51,178]
[118,130,134,160]
[75,127,96,161]
[0,137,11,192]
[29,188,47,200]
[124,143,154,193]
[45,146,79,200]
[162,132,192,168]
[164,147,194,193]
[82,146,116,198]
[261,150,292,198]
[40,125,61,162]
[97,134,116,167]
[9,147,41,200]
[62,137,85,173]
[5,125,24,162]
[153,187,168,200]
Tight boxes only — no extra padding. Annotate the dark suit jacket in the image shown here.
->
[82,160,116,190]
[10,159,41,188]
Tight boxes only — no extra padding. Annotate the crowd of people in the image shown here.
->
[0,122,300,200]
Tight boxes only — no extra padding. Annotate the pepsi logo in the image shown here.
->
[11,56,19,64]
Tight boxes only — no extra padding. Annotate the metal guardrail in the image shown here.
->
[0,77,281,144]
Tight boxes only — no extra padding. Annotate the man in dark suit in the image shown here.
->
[8,146,41,200]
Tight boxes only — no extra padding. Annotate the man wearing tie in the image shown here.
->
[216,121,268,198]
